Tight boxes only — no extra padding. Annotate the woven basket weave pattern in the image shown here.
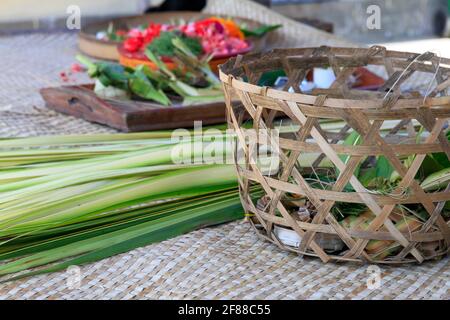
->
[220,46,450,264]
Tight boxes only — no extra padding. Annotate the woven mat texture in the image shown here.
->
[0,0,448,299]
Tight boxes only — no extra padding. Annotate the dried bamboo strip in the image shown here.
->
[249,94,450,119]
[278,138,444,156]
[240,169,450,205]
[396,184,450,259]
[254,210,445,242]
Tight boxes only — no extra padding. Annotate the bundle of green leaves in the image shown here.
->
[147,31,203,57]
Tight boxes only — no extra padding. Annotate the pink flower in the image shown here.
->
[70,63,84,73]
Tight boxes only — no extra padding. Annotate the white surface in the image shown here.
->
[379,38,450,59]
[274,225,302,248]
[313,67,337,88]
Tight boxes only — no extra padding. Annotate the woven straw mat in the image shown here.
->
[0,0,448,299]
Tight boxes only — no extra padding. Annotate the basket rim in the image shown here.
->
[219,46,450,111]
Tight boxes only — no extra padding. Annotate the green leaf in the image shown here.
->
[421,167,450,191]
[359,167,377,187]
[98,63,130,91]
[98,74,112,87]
[429,133,450,168]
[182,93,224,106]
[337,131,362,179]
[240,24,282,38]
[258,70,286,87]
[129,71,171,105]
[147,31,202,58]
[169,80,199,97]
[431,152,450,168]
[171,38,220,87]
[417,155,445,179]
[375,156,394,179]
[75,55,97,76]
[144,48,176,79]
[340,131,361,164]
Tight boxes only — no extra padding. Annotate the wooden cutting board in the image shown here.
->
[40,84,228,132]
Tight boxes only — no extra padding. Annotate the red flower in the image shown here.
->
[123,37,143,52]
[143,24,162,43]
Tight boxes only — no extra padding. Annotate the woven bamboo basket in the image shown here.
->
[219,46,450,264]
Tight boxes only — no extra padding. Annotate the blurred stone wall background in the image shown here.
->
[0,0,448,44]
[266,0,448,43]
